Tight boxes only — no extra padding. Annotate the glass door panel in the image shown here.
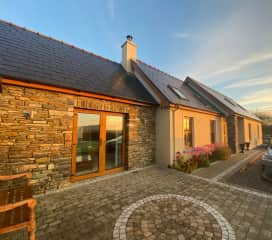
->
[76,113,100,174]
[105,115,124,170]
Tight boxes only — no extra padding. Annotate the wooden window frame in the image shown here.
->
[183,117,194,147]
[71,108,126,182]
[223,123,228,144]
[248,123,252,142]
[210,120,216,144]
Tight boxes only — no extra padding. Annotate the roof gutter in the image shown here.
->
[1,77,155,107]
[170,103,221,116]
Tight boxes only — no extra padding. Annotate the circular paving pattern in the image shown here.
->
[113,194,235,240]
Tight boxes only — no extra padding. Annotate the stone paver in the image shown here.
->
[114,194,235,240]
[1,166,272,240]
[224,156,272,194]
[192,149,262,179]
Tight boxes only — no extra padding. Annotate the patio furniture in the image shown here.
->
[245,142,250,151]
[239,143,245,153]
[0,173,36,240]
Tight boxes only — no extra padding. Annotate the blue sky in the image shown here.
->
[1,0,271,113]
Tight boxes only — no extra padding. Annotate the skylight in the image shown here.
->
[168,85,187,99]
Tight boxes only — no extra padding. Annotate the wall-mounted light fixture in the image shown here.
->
[23,110,32,120]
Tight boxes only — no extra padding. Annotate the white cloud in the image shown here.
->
[224,74,272,89]
[180,1,272,82]
[173,32,190,39]
[238,88,272,106]
[205,53,272,78]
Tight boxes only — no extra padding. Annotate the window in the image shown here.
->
[257,125,260,140]
[210,120,216,144]
[184,117,193,147]
[168,85,187,99]
[72,109,126,178]
[248,123,252,141]
[223,123,227,144]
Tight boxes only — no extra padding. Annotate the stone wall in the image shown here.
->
[0,84,156,194]
[226,115,238,153]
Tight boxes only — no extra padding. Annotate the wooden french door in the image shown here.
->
[71,109,126,180]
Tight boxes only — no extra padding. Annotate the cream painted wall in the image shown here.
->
[173,109,224,155]
[155,107,226,166]
[155,107,171,167]
[243,118,263,148]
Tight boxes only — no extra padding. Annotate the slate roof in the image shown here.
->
[0,20,156,104]
[135,60,219,113]
[185,77,261,121]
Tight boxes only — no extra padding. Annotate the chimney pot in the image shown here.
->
[126,35,133,41]
[121,35,137,72]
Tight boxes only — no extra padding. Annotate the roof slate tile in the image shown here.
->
[0,20,156,104]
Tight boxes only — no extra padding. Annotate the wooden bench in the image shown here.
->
[0,173,36,240]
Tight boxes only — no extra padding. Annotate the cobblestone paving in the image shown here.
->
[192,150,260,179]
[126,198,221,240]
[224,157,272,194]
[1,166,272,240]
[113,195,235,240]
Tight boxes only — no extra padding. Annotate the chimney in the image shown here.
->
[121,35,137,72]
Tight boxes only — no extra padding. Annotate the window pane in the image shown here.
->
[210,120,216,144]
[105,115,124,170]
[76,113,100,174]
[248,124,252,141]
[184,117,193,147]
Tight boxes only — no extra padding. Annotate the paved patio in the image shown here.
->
[192,149,262,180]
[1,166,272,240]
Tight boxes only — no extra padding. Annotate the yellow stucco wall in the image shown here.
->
[155,108,226,166]
[155,107,263,166]
[156,108,227,167]
[173,109,225,154]
[243,118,263,148]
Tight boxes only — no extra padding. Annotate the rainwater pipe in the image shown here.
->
[172,106,178,164]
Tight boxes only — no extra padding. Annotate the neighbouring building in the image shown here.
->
[0,20,262,193]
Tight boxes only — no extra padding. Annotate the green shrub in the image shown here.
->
[210,146,231,161]
[198,154,210,167]
[172,154,196,173]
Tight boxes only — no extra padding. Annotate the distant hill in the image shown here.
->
[255,112,272,137]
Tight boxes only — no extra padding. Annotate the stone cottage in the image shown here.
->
[0,20,262,193]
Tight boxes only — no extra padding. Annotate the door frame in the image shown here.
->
[71,108,126,182]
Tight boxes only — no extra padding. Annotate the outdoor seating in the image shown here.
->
[0,173,36,240]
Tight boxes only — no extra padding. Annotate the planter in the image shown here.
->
[239,143,245,153]
[245,142,250,151]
